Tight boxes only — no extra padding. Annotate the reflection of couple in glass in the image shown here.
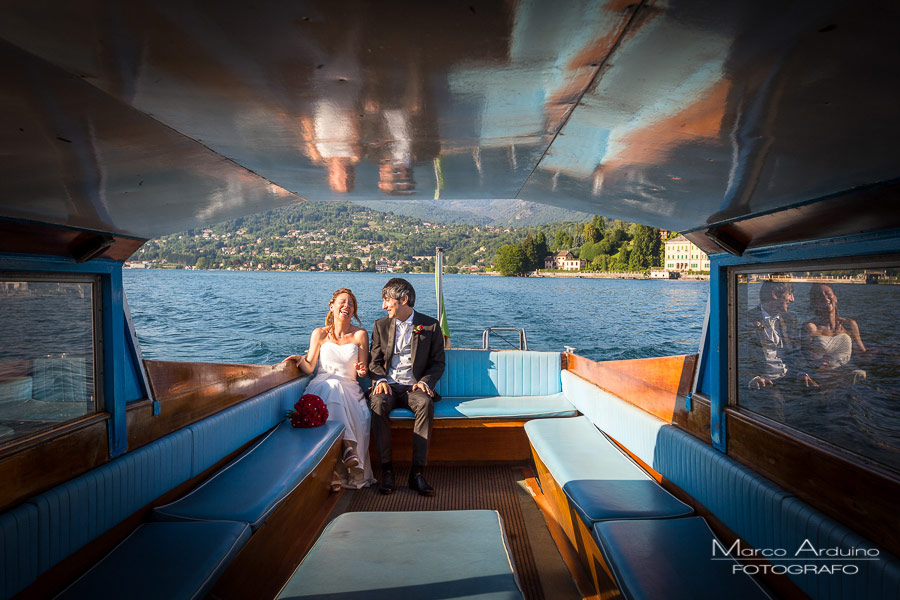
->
[744,281,867,394]
[802,283,867,385]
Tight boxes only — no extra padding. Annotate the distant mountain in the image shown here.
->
[354,199,594,228]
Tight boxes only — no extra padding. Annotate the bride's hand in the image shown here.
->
[355,362,368,376]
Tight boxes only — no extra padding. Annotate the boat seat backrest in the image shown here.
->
[29,429,193,572]
[188,378,307,476]
[558,369,900,600]
[0,503,39,599]
[0,376,311,600]
[435,350,561,398]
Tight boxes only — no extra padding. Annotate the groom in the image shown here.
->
[369,278,445,496]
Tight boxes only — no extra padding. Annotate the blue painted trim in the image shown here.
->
[123,291,155,405]
[684,392,692,411]
[1,253,130,457]
[103,268,128,457]
[706,229,900,454]
[708,258,728,452]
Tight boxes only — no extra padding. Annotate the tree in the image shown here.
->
[583,223,601,243]
[612,246,631,271]
[495,245,527,276]
[592,254,610,272]
[534,231,549,267]
[553,230,573,251]
[521,234,541,272]
[629,225,661,271]
[580,241,597,263]
[591,215,605,236]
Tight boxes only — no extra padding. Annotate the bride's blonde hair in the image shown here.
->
[325,288,361,340]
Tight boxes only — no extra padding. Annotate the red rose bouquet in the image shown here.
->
[286,393,329,428]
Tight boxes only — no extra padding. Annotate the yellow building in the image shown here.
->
[663,235,710,272]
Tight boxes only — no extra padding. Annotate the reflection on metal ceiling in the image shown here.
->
[0,0,898,239]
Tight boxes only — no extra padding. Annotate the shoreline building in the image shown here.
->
[663,235,710,272]
[544,250,586,271]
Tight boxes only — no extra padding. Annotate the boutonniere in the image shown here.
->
[413,324,425,334]
[754,320,763,329]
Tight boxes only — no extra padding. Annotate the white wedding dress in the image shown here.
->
[305,341,375,488]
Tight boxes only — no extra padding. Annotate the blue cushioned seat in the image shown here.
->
[277,510,523,599]
[56,521,251,600]
[31,429,193,571]
[593,517,773,600]
[525,417,692,525]
[188,378,308,476]
[154,420,343,529]
[1,503,39,599]
[390,393,576,419]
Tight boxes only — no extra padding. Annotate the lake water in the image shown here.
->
[123,270,708,364]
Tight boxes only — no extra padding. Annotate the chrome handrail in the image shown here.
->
[482,327,528,350]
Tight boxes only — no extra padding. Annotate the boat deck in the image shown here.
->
[325,464,583,600]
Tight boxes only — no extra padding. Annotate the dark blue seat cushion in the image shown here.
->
[592,517,772,600]
[277,510,523,599]
[56,521,250,600]
[525,417,692,525]
[153,419,343,530]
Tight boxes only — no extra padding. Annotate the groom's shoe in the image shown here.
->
[378,470,394,495]
[408,472,434,496]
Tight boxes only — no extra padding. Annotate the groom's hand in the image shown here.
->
[374,380,392,396]
[413,381,434,398]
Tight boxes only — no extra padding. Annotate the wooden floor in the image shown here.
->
[328,464,582,600]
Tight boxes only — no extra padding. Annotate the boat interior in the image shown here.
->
[1,1,899,598]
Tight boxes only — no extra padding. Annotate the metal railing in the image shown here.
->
[481,328,528,350]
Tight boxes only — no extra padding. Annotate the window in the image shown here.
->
[0,275,100,443]
[731,262,900,473]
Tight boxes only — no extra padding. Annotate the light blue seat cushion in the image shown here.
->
[277,510,523,599]
[56,521,251,600]
[188,378,308,476]
[592,517,773,600]
[30,429,193,571]
[154,420,343,530]
[390,393,576,419]
[525,417,692,525]
[435,350,561,398]
[561,370,665,466]
[1,503,39,599]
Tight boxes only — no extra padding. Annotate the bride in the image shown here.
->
[284,288,375,491]
[802,283,867,384]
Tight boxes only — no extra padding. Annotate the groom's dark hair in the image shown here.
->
[382,278,415,307]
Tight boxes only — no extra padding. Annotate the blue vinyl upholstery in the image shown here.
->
[154,419,343,529]
[525,417,692,525]
[188,378,307,476]
[390,393,576,419]
[277,510,524,599]
[592,517,773,600]
[30,428,193,571]
[434,350,562,398]
[651,424,790,555]
[772,497,900,600]
[561,370,664,466]
[56,521,251,600]
[0,503,39,599]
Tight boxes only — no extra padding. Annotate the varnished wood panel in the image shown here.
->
[210,438,342,600]
[564,353,710,442]
[129,360,303,449]
[385,420,533,464]
[0,414,109,512]
[727,407,900,559]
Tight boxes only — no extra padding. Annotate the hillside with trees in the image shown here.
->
[133,201,667,275]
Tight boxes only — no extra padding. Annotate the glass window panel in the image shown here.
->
[0,278,97,443]
[734,266,900,473]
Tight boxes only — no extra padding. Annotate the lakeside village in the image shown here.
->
[126,231,711,280]
[124,202,711,279]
